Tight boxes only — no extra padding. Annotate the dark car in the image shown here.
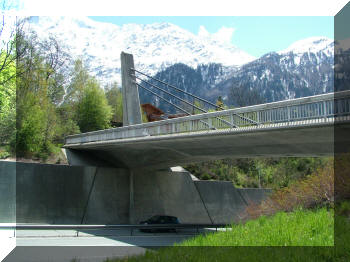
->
[139,215,180,233]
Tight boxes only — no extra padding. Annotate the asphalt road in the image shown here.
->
[4,228,221,262]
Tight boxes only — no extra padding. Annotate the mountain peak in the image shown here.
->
[29,16,256,85]
[278,36,333,55]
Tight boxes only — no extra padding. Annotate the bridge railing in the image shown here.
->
[65,90,350,145]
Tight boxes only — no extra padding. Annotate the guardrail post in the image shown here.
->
[230,114,234,127]
[323,101,327,120]
[208,118,212,129]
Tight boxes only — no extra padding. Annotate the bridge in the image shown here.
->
[64,53,350,170]
[2,52,350,240]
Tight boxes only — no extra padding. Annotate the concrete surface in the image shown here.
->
[194,181,248,224]
[0,161,130,224]
[82,167,130,224]
[0,161,270,226]
[65,148,118,167]
[15,163,96,224]
[121,52,142,126]
[194,182,272,224]
[63,122,347,169]
[0,224,16,262]
[133,170,212,224]
[237,188,273,205]
[0,161,16,223]
[4,247,147,262]
[4,228,211,262]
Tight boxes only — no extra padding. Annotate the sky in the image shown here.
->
[89,16,334,57]
[2,0,347,57]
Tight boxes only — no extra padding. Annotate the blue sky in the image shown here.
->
[89,16,334,57]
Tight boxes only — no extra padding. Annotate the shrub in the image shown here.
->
[336,201,350,217]
[0,149,10,159]
[335,153,350,201]
[245,159,335,219]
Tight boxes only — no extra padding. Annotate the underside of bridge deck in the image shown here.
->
[64,122,350,170]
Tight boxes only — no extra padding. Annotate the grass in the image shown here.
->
[179,207,334,247]
[105,207,347,262]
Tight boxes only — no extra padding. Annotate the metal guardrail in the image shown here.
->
[0,223,228,237]
[65,90,350,145]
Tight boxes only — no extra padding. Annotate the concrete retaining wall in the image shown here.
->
[194,182,272,224]
[83,167,129,224]
[0,161,129,224]
[194,181,247,224]
[133,170,212,224]
[237,188,272,205]
[0,161,271,225]
[133,171,272,224]
[0,161,16,223]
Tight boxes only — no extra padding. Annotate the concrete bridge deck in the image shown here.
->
[64,91,350,169]
[64,119,345,169]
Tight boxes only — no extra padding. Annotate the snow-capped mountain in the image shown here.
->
[28,16,335,112]
[140,36,334,112]
[28,16,255,86]
[227,36,334,102]
[279,37,333,57]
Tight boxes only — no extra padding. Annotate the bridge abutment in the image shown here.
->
[0,161,271,225]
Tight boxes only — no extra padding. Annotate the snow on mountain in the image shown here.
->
[278,37,333,65]
[28,16,255,86]
[210,37,334,105]
[140,34,335,112]
[27,16,335,109]
[279,37,333,55]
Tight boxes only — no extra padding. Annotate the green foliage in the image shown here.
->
[246,160,334,219]
[107,207,345,262]
[9,25,116,159]
[65,59,90,103]
[15,92,47,156]
[55,103,80,142]
[180,208,334,246]
[11,28,79,159]
[193,99,204,114]
[0,146,10,159]
[76,79,112,133]
[336,201,350,217]
[185,157,329,189]
[215,96,226,110]
[0,51,16,144]
[105,82,123,123]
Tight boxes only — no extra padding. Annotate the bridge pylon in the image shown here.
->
[121,52,142,126]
